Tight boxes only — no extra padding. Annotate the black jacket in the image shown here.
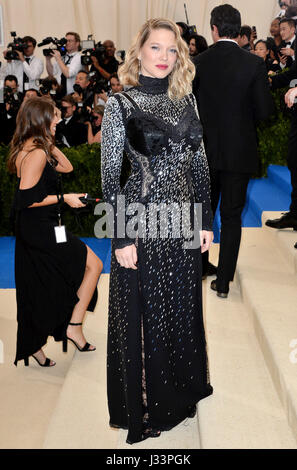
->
[193,41,274,173]
[280,38,296,69]
[56,116,87,147]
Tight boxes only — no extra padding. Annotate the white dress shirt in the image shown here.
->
[52,51,82,94]
[217,39,239,46]
[0,55,44,92]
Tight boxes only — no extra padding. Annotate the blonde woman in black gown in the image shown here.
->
[101,19,213,444]
[8,97,102,367]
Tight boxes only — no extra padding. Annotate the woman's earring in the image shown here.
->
[138,58,141,74]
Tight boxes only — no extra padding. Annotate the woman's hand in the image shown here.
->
[115,244,138,270]
[200,230,213,253]
[64,193,86,208]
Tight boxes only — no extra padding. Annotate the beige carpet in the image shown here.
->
[1,228,297,449]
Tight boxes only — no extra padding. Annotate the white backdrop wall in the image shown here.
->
[0,0,282,77]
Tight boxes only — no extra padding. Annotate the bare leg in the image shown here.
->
[33,349,56,366]
[66,246,103,349]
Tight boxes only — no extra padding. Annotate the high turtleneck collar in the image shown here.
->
[138,74,169,94]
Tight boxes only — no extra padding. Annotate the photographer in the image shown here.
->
[38,76,63,105]
[85,105,104,144]
[90,40,119,81]
[55,94,87,147]
[94,73,123,106]
[46,32,82,95]
[0,75,23,144]
[277,0,290,17]
[74,70,94,107]
[23,88,40,101]
[238,26,252,51]
[0,36,43,93]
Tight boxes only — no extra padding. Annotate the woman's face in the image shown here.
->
[50,108,60,136]
[255,42,269,60]
[138,28,178,79]
[189,38,197,56]
[270,19,280,37]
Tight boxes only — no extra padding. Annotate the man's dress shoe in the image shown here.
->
[210,280,229,298]
[265,212,297,230]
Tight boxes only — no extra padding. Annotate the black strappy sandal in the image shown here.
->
[24,355,56,367]
[62,322,96,353]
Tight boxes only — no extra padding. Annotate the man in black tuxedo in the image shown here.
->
[193,4,274,298]
[56,95,87,147]
[279,17,296,69]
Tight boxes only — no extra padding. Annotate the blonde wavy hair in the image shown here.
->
[118,18,195,101]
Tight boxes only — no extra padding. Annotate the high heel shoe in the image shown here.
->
[24,355,56,367]
[63,322,96,353]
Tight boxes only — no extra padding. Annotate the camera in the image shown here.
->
[80,38,106,66]
[80,38,96,66]
[5,32,30,60]
[38,37,67,57]
[74,101,92,124]
[87,71,109,94]
[37,78,56,95]
[2,86,22,114]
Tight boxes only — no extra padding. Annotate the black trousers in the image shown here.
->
[203,169,251,290]
[287,110,297,217]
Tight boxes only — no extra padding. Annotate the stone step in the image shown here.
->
[197,241,296,449]
[234,227,297,445]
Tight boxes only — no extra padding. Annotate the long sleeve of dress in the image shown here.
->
[101,95,135,249]
[189,93,213,231]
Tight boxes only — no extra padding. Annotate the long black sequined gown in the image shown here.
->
[13,158,97,365]
[101,75,213,444]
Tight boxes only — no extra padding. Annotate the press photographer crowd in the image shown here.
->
[1,0,297,152]
[0,32,124,146]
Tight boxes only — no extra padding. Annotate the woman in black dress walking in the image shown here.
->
[8,97,102,367]
[101,18,213,444]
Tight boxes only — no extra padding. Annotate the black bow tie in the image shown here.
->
[285,41,292,46]
[65,54,73,65]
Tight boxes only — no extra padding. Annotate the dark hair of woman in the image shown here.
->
[7,97,56,174]
[188,34,208,54]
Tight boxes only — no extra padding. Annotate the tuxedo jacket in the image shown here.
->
[193,41,274,174]
[280,38,296,69]
[56,116,87,147]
